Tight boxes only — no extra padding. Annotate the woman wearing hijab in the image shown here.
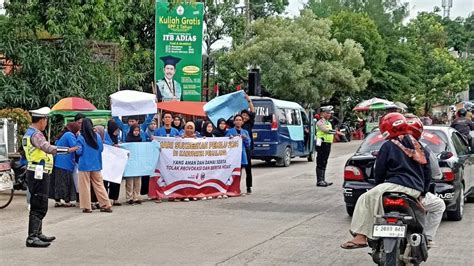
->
[49,122,81,207]
[77,118,112,213]
[182,122,198,138]
[201,121,215,138]
[172,115,184,131]
[213,118,228,137]
[146,119,158,141]
[124,125,144,205]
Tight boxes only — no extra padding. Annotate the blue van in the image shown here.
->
[250,97,315,166]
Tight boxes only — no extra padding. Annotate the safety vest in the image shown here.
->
[316,119,334,143]
[22,127,54,173]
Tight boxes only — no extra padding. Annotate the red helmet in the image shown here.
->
[405,116,424,140]
[379,113,408,139]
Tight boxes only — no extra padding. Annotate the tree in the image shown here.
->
[222,10,370,106]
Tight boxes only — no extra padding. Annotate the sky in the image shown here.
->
[285,0,474,19]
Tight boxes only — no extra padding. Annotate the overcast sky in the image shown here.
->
[286,0,473,19]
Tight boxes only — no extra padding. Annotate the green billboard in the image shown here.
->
[155,0,204,102]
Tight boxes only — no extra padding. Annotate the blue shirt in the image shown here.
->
[76,133,104,171]
[154,127,180,137]
[54,132,77,172]
[226,127,250,165]
[113,114,154,142]
[104,132,114,145]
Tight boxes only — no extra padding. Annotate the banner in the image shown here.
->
[149,137,242,199]
[102,145,130,184]
[155,1,204,101]
[110,90,157,117]
[203,91,249,126]
[121,142,161,177]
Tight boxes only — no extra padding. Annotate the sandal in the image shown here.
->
[100,207,113,213]
[54,202,65,208]
[82,209,92,213]
[340,241,368,249]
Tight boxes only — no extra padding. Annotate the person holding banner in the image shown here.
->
[201,121,215,138]
[113,114,154,142]
[172,115,184,132]
[241,95,256,194]
[77,118,112,213]
[124,125,144,205]
[226,114,249,168]
[145,119,158,141]
[213,118,228,137]
[154,112,180,137]
[182,121,199,138]
[100,122,123,206]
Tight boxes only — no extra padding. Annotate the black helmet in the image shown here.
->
[457,108,467,117]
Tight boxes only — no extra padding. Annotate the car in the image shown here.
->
[343,126,474,221]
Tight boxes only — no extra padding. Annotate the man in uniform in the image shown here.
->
[157,55,182,101]
[23,107,78,247]
[315,106,337,187]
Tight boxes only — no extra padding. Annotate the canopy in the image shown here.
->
[52,97,96,111]
[157,101,206,117]
[353,97,399,111]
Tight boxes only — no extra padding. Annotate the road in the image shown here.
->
[1,141,473,265]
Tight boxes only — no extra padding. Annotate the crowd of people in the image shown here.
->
[22,95,257,247]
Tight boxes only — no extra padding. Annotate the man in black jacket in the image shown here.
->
[450,108,474,146]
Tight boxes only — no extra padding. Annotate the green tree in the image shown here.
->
[223,10,370,106]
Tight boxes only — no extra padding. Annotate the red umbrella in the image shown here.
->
[52,97,97,111]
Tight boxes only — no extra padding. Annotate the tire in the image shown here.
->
[276,147,291,167]
[307,151,314,162]
[346,205,354,217]
[0,173,15,209]
[447,185,464,221]
[382,239,403,266]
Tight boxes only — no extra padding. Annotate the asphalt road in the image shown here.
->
[1,141,473,265]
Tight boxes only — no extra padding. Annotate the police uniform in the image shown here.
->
[23,107,69,248]
[157,55,183,101]
[315,106,336,187]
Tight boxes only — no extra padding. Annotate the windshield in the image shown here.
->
[357,129,449,155]
[253,100,275,124]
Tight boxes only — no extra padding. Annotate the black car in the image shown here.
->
[343,126,474,221]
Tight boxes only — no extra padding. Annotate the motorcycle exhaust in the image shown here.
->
[409,233,422,247]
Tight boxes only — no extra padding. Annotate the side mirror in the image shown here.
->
[438,151,454,160]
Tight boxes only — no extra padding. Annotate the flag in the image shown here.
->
[236,84,241,91]
[213,83,219,95]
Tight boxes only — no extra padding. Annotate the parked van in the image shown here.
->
[250,97,315,166]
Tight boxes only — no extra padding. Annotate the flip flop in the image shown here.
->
[340,241,368,249]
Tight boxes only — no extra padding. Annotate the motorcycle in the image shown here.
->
[369,192,429,266]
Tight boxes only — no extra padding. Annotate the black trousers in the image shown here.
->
[103,181,121,200]
[140,176,150,195]
[316,142,331,171]
[26,170,49,238]
[244,149,253,188]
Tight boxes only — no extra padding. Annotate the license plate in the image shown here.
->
[253,132,257,139]
[373,224,406,238]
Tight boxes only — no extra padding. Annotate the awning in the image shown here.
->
[157,101,206,117]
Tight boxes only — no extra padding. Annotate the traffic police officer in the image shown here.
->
[315,106,337,187]
[23,107,78,248]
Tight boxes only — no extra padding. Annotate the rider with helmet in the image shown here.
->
[450,108,474,145]
[341,113,432,249]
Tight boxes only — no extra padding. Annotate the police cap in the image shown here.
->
[29,107,51,118]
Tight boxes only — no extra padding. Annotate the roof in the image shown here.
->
[49,109,111,117]
[157,101,206,117]
[250,96,303,110]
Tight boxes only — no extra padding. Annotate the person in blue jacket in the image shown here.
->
[49,122,81,207]
[113,114,154,142]
[226,114,249,166]
[76,118,112,213]
[154,112,180,137]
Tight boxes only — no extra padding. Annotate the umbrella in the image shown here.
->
[394,102,408,111]
[52,97,97,111]
[353,97,398,111]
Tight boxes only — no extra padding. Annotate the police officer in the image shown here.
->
[315,106,337,187]
[23,107,78,248]
[450,108,474,145]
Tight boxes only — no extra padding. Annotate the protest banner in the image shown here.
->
[102,145,130,184]
[155,1,204,101]
[110,90,157,117]
[149,137,242,199]
[121,142,161,177]
[203,91,249,126]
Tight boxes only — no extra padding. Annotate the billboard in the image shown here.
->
[155,0,204,102]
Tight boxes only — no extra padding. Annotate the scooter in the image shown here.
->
[369,192,429,265]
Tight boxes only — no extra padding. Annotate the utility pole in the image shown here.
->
[442,0,453,18]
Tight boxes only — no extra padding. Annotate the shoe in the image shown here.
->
[174,198,181,202]
[316,181,333,187]
[100,207,113,213]
[112,201,122,206]
[207,196,212,200]
[134,200,143,205]
[154,199,162,204]
[184,198,190,202]
[127,200,135,205]
[217,195,223,199]
[223,195,228,199]
[247,187,252,194]
[82,209,93,213]
[26,237,50,248]
[37,234,56,242]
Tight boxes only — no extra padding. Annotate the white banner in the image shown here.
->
[110,90,157,116]
[150,137,242,198]
[101,144,130,184]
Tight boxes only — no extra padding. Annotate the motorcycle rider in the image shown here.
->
[405,115,446,247]
[341,113,431,249]
[450,108,474,146]
[23,107,78,248]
